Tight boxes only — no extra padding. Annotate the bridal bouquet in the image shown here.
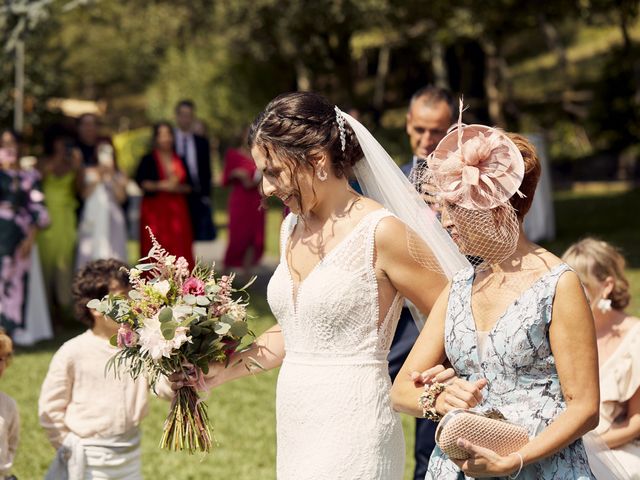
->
[88,229,254,453]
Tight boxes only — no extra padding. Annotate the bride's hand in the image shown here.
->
[452,438,522,478]
[435,377,488,415]
[168,362,226,392]
[410,364,456,387]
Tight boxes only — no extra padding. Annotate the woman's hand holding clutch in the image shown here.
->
[451,438,524,478]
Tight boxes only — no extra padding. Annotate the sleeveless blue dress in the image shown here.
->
[427,263,595,479]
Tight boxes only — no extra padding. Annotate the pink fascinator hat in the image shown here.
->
[427,99,525,211]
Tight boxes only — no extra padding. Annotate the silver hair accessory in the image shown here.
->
[334,106,346,152]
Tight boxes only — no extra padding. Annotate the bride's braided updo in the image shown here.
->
[248,92,363,180]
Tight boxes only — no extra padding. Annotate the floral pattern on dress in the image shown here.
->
[427,263,596,480]
[0,169,49,333]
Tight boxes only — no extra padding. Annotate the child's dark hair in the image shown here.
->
[72,259,130,327]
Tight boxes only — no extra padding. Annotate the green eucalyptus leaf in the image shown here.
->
[196,296,210,306]
[193,306,207,317]
[86,299,102,309]
[109,334,118,347]
[220,314,235,325]
[230,321,249,338]
[183,294,197,305]
[190,325,202,336]
[128,290,142,300]
[206,284,221,295]
[158,307,173,323]
[135,263,154,271]
[213,322,231,335]
[161,321,177,340]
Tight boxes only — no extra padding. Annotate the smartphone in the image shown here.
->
[97,143,115,169]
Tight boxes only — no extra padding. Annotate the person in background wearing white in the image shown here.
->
[76,141,128,269]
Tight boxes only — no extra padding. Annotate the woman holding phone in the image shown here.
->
[76,140,128,269]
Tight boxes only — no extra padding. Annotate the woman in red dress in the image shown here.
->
[135,122,194,267]
[222,139,265,270]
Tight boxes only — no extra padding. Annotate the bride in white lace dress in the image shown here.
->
[172,92,467,479]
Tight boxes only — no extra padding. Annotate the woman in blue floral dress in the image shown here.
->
[392,127,599,479]
[0,130,49,335]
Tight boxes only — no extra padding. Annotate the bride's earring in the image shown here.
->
[317,168,328,181]
[597,298,612,314]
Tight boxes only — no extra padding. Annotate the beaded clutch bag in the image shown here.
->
[435,409,529,460]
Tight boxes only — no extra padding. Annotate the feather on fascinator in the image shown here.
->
[427,99,525,210]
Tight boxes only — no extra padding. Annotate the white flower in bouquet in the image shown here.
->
[172,326,191,349]
[138,311,193,361]
[153,280,171,298]
[138,314,174,360]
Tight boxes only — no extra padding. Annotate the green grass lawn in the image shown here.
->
[3,187,639,479]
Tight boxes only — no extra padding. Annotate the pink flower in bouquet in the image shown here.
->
[219,275,232,296]
[182,277,205,296]
[117,324,138,348]
[175,256,190,278]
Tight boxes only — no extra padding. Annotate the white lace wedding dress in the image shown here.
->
[267,209,406,479]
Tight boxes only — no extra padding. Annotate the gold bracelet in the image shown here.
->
[418,381,445,421]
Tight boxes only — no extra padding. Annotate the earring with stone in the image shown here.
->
[317,168,328,181]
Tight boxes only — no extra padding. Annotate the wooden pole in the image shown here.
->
[14,37,25,133]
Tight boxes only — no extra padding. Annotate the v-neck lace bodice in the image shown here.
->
[266,209,405,479]
[267,209,402,357]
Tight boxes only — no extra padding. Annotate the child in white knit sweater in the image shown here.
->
[39,259,172,480]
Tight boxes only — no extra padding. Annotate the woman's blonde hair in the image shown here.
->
[562,238,631,310]
[0,328,13,363]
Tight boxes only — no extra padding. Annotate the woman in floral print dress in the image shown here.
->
[0,129,49,335]
[392,127,598,479]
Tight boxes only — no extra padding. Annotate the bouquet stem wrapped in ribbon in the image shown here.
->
[89,228,254,453]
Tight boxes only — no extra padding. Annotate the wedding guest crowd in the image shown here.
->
[0,99,222,342]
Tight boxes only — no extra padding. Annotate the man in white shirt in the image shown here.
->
[174,100,217,241]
